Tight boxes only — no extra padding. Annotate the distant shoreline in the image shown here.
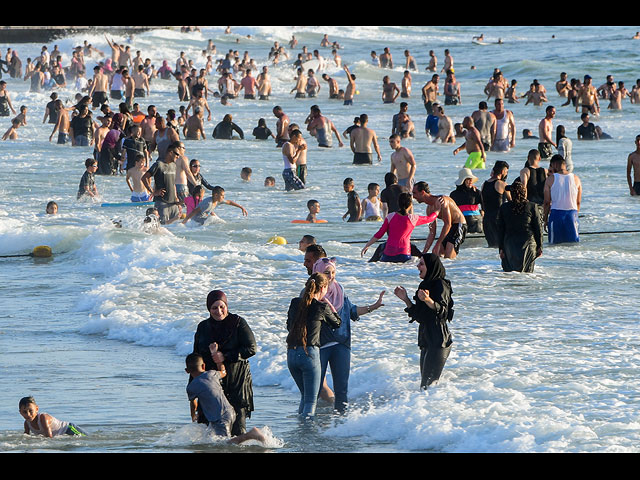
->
[0,26,169,43]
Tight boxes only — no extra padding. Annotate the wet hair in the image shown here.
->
[397,192,413,215]
[384,172,398,187]
[343,177,354,186]
[211,186,225,198]
[301,234,316,244]
[185,353,204,373]
[368,182,379,192]
[19,396,36,409]
[492,160,510,175]
[305,243,326,260]
[414,181,430,194]
[46,201,58,212]
[307,199,319,209]
[85,158,96,168]
[550,154,566,169]
[286,273,329,352]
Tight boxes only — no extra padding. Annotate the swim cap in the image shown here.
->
[207,290,228,310]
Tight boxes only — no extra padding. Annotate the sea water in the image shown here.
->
[1,25,639,453]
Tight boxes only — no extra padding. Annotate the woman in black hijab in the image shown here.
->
[394,253,454,389]
[192,290,257,435]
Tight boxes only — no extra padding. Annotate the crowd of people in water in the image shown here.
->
[5,27,640,445]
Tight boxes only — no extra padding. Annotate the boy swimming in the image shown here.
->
[19,396,87,437]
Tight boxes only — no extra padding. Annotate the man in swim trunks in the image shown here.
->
[421,74,439,114]
[141,142,181,224]
[382,76,400,104]
[538,105,556,161]
[306,105,343,148]
[349,113,382,164]
[453,116,486,169]
[88,66,109,108]
[412,181,467,260]
[288,123,308,184]
[273,106,290,147]
[577,75,600,115]
[389,134,416,189]
[343,65,356,106]
[626,135,640,196]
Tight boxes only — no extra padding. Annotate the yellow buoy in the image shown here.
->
[267,235,287,245]
[31,245,53,258]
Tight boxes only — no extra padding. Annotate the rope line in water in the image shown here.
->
[340,229,640,244]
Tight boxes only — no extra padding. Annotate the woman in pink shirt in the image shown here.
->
[361,192,437,263]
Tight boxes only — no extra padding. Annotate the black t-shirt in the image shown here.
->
[380,184,407,213]
[252,126,273,140]
[147,160,177,204]
[577,122,596,140]
[70,115,92,138]
[122,137,148,169]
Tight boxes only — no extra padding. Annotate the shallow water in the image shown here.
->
[1,26,640,453]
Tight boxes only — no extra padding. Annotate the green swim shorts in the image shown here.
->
[464,151,485,169]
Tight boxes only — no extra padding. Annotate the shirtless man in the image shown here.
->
[389,134,416,189]
[88,66,109,108]
[524,81,548,106]
[183,107,206,140]
[490,98,516,152]
[556,72,570,98]
[238,69,257,99]
[404,50,417,71]
[426,50,437,72]
[382,76,400,104]
[577,75,600,115]
[141,104,158,147]
[291,67,307,98]
[380,48,393,69]
[343,65,356,106]
[257,66,272,100]
[412,181,467,259]
[322,73,340,99]
[172,141,199,204]
[421,74,439,114]
[273,105,290,147]
[401,71,412,98]
[350,113,382,165]
[48,99,70,144]
[105,35,122,66]
[441,49,453,74]
[453,116,486,170]
[538,105,556,161]
[627,135,640,196]
[434,106,455,144]
[186,89,211,122]
[132,65,150,97]
[288,123,308,184]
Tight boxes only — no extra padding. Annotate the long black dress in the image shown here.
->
[192,313,256,435]
[496,200,543,273]
[403,253,454,389]
[481,178,505,248]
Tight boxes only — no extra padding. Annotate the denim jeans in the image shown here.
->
[319,343,351,413]
[287,346,321,417]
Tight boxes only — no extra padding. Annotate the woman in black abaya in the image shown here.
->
[192,290,256,435]
[394,253,454,389]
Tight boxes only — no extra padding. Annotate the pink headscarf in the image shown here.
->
[312,257,344,312]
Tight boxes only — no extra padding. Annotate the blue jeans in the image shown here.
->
[319,343,351,413]
[287,346,321,417]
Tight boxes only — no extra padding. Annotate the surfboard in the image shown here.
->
[301,59,322,72]
[100,201,154,208]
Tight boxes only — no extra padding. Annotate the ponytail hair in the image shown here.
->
[287,273,329,351]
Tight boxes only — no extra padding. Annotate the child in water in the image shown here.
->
[19,396,87,437]
[342,177,361,222]
[306,199,322,223]
[77,158,99,200]
[241,167,252,182]
[185,353,266,445]
[46,201,58,214]
[361,182,383,221]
